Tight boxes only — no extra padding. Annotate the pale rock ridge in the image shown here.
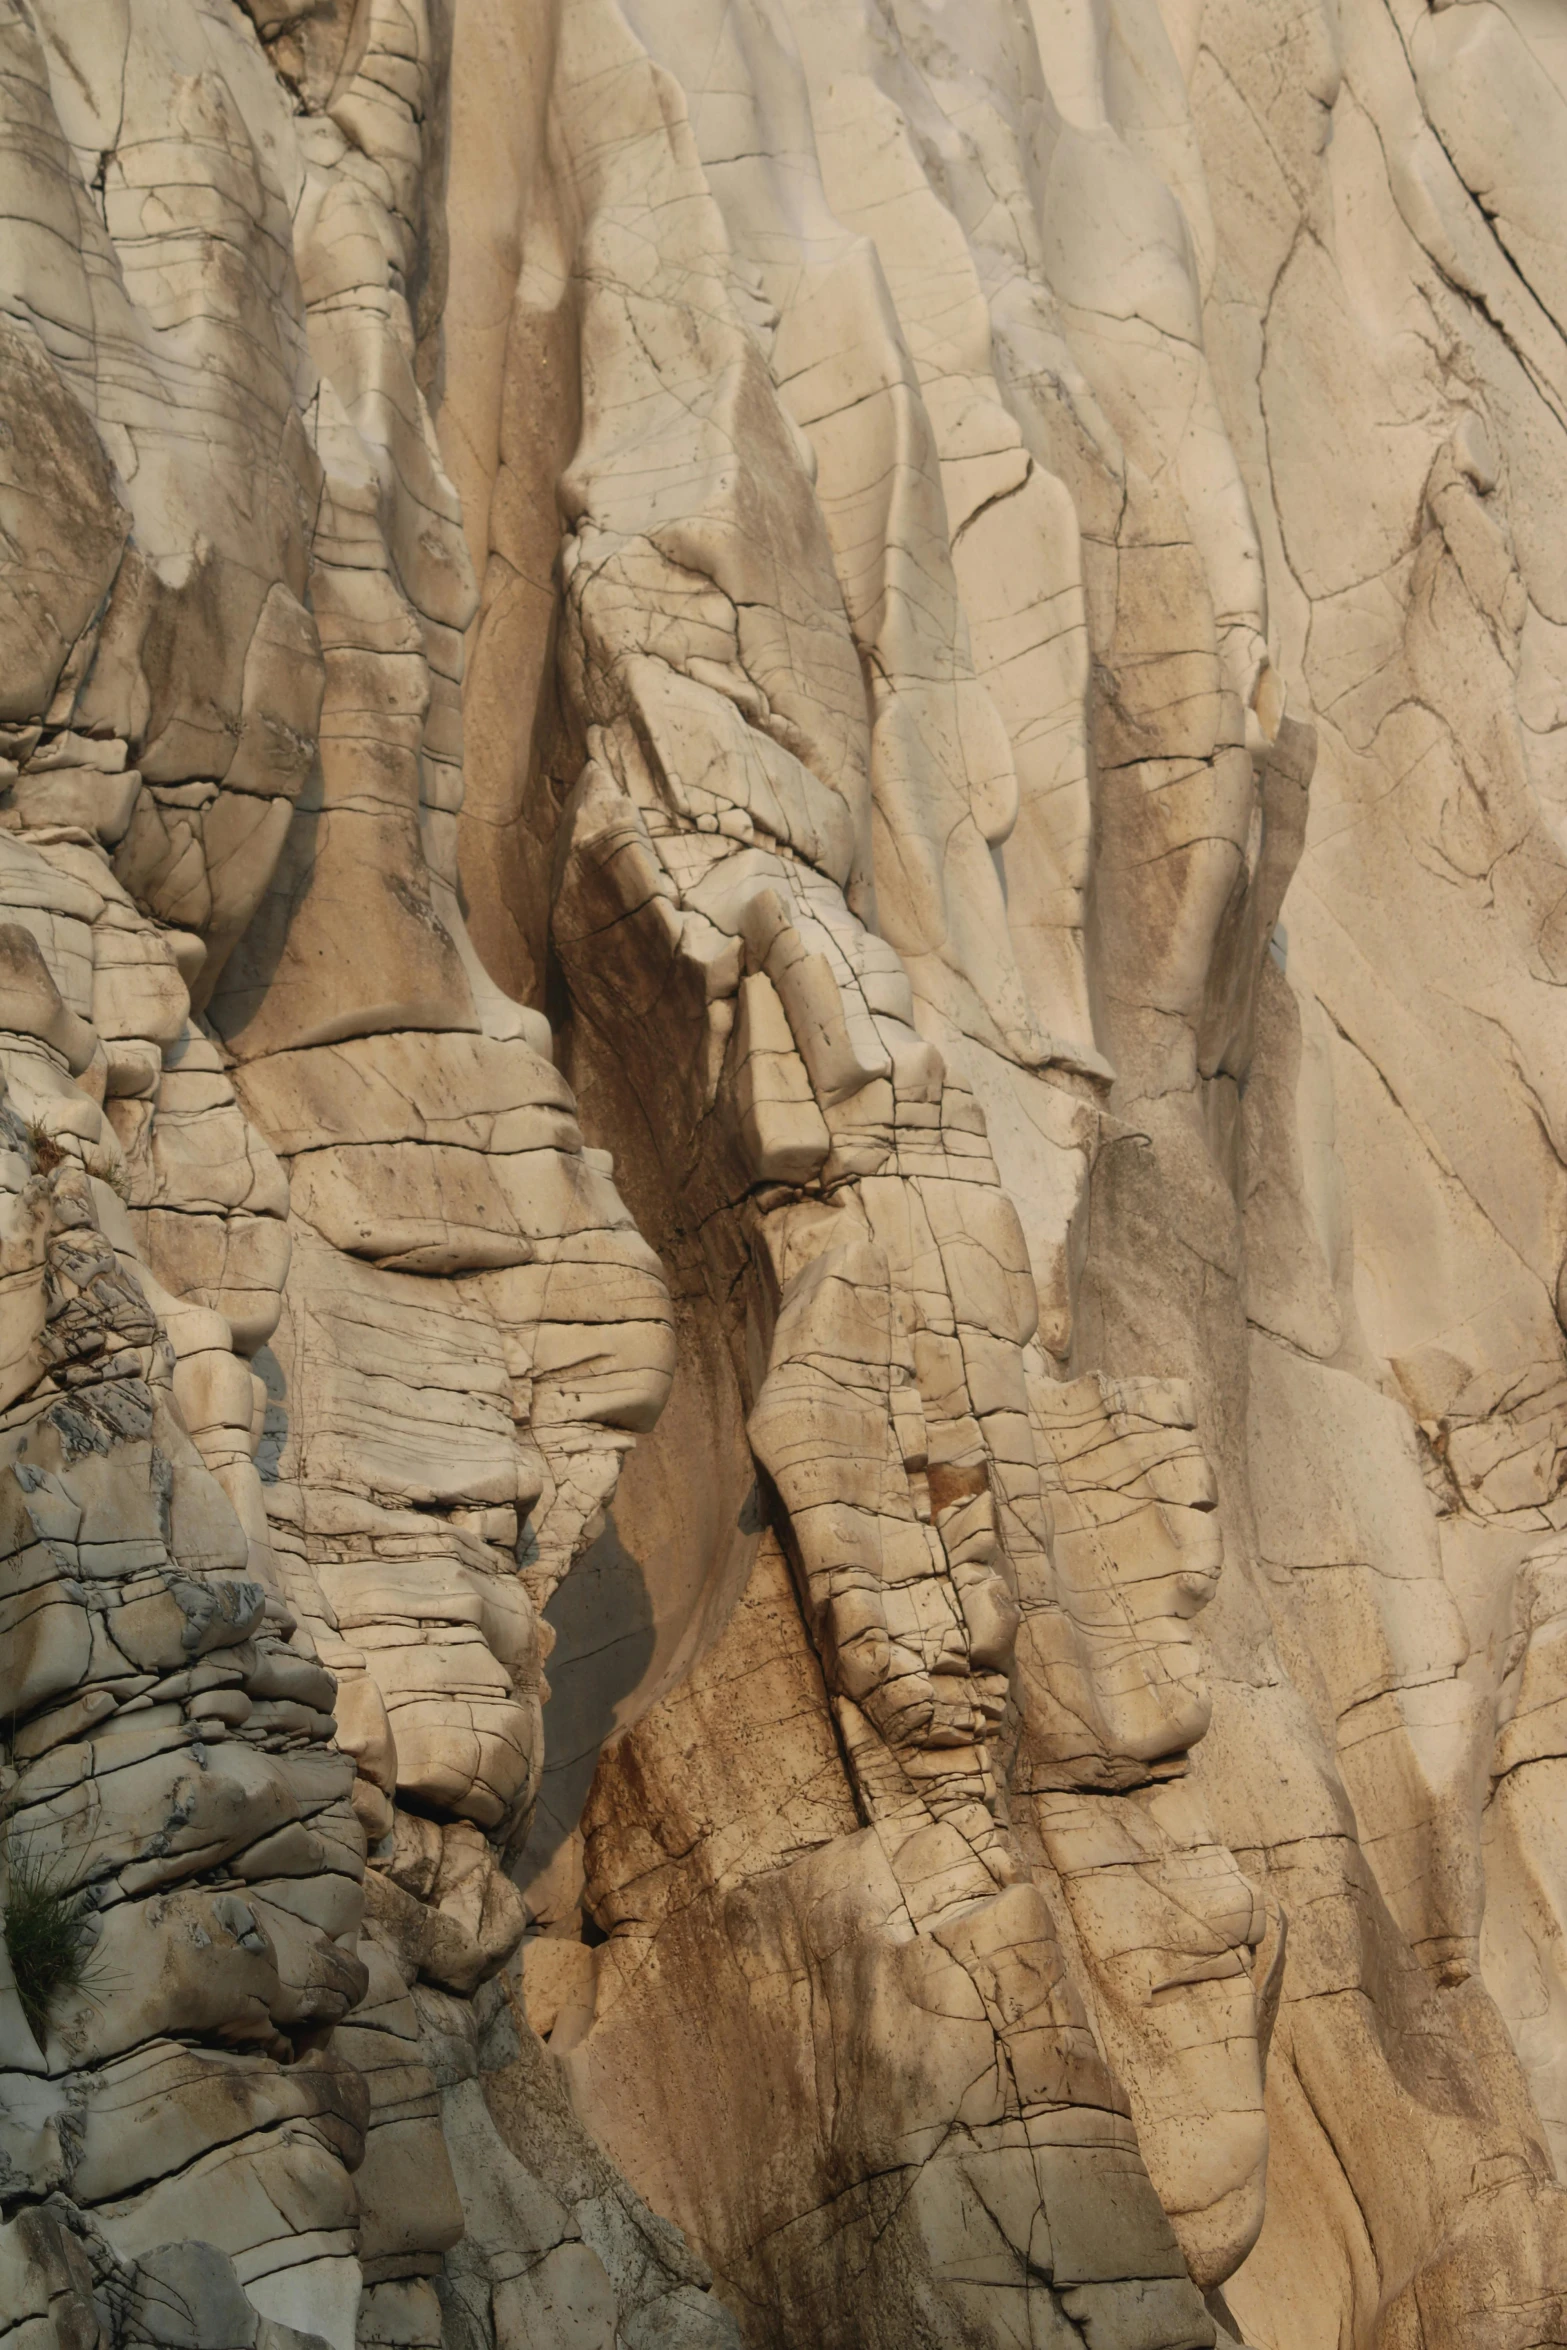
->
[0,1,1564,2349]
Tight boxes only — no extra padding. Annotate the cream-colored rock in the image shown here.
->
[1020,1371,1223,1784]
[7,0,1567,2342]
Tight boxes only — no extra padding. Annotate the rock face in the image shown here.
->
[1,0,1567,2346]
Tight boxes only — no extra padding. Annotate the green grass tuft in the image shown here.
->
[3,1841,98,2045]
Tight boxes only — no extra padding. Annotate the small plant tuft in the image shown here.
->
[3,1840,98,2045]
[23,1116,65,1176]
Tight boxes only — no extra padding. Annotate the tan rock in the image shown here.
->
[9,0,1567,2343]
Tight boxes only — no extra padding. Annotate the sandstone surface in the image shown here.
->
[1,2,1566,2347]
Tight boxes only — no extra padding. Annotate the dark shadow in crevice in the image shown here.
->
[510,1506,655,1906]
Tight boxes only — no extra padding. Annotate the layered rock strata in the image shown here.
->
[2,3,1567,2349]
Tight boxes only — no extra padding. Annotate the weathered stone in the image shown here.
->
[4,1,1567,2346]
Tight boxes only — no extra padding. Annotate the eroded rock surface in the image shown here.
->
[3,1,1567,2347]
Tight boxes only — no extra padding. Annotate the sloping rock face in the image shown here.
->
[2,2,1567,2347]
